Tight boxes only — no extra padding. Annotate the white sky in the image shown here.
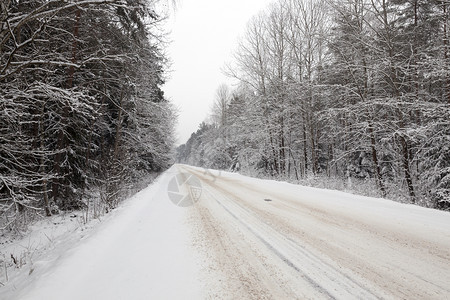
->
[163,0,274,145]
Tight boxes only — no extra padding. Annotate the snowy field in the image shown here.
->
[1,164,450,299]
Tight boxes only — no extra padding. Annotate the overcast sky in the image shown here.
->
[163,0,274,145]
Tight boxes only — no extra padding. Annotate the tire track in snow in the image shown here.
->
[182,165,450,299]
[202,186,335,299]
[198,177,384,299]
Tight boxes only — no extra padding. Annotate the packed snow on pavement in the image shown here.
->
[1,164,449,299]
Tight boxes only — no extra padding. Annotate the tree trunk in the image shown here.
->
[113,88,125,160]
[39,101,51,216]
[302,118,308,176]
[400,135,416,203]
[368,124,386,197]
[443,2,450,104]
[53,9,81,202]
[279,116,286,174]
[310,122,317,175]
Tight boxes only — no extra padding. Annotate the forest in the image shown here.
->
[1,0,176,231]
[177,0,450,210]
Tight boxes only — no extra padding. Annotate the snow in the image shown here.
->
[0,167,203,300]
[1,164,450,299]
[197,166,450,237]
[181,165,450,299]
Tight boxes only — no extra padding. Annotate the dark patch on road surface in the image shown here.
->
[264,198,273,202]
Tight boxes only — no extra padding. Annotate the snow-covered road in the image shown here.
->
[2,164,450,299]
[182,165,450,299]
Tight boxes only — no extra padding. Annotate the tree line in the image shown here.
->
[177,0,450,210]
[1,0,176,230]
